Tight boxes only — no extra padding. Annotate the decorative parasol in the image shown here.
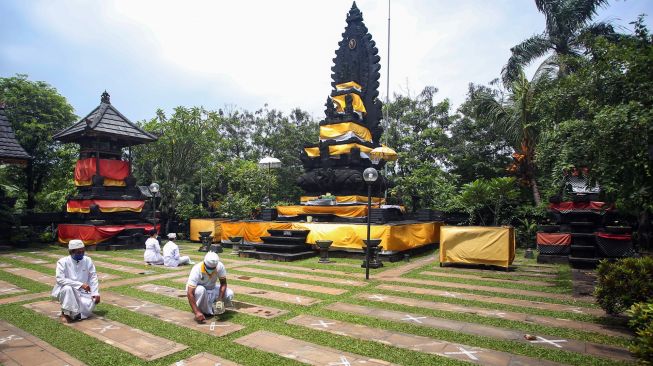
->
[369,146,398,164]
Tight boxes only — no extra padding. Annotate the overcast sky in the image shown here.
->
[1,0,651,122]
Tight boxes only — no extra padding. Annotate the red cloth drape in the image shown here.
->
[57,223,159,245]
[67,199,145,213]
[548,201,612,213]
[74,158,130,181]
[536,232,572,245]
[596,232,632,240]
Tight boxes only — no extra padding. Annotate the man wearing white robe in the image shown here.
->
[186,252,233,323]
[51,239,100,323]
[162,233,191,267]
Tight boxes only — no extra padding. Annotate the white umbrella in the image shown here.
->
[258,156,282,170]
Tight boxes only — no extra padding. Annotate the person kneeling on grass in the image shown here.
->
[186,252,234,323]
[144,229,164,265]
[162,233,192,267]
[51,239,100,323]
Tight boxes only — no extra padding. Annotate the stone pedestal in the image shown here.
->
[361,239,383,269]
[230,236,243,255]
[198,231,213,252]
[315,240,333,264]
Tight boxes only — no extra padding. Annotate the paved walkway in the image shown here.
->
[228,284,321,306]
[0,280,26,296]
[234,266,366,287]
[419,271,557,287]
[287,314,563,366]
[235,330,397,365]
[25,300,187,361]
[326,302,632,362]
[170,352,240,366]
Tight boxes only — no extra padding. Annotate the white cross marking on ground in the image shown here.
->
[278,272,286,276]
[126,302,156,311]
[444,346,480,360]
[564,307,585,314]
[283,283,289,287]
[92,325,119,334]
[175,361,185,366]
[0,287,19,292]
[311,320,335,328]
[295,297,302,303]
[530,336,567,348]
[0,335,23,344]
[328,356,351,366]
[345,280,354,284]
[440,291,458,298]
[485,311,506,318]
[199,321,230,331]
[151,286,159,292]
[402,315,427,323]
[368,294,387,301]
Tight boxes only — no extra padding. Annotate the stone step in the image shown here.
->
[420,271,557,287]
[0,279,26,296]
[376,284,604,316]
[326,302,632,362]
[234,267,366,287]
[24,300,187,361]
[0,320,86,365]
[357,293,631,338]
[228,284,321,306]
[170,352,240,366]
[2,267,54,284]
[235,330,398,366]
[138,283,287,319]
[287,314,563,366]
[102,292,244,337]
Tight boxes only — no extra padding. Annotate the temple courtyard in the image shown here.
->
[0,243,633,366]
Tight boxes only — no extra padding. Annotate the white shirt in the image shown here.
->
[52,255,99,297]
[186,261,227,290]
[144,237,163,263]
[162,240,180,266]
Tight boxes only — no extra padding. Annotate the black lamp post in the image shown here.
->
[363,167,378,280]
[148,182,160,225]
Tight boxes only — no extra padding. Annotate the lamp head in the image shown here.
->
[149,182,160,193]
[363,167,378,183]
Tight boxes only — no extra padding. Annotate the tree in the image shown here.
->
[502,0,613,86]
[0,74,77,211]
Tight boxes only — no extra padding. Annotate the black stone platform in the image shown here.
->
[242,229,316,262]
[537,254,569,264]
[238,250,316,262]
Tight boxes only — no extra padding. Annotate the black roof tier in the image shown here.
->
[53,91,157,146]
[0,105,31,165]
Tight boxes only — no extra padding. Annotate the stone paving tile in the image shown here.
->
[170,352,241,366]
[0,254,48,265]
[420,264,558,279]
[326,302,633,362]
[234,267,366,287]
[107,256,187,271]
[357,293,631,338]
[175,273,348,296]
[383,276,590,302]
[235,330,397,365]
[91,260,154,274]
[0,320,86,366]
[102,292,244,337]
[0,262,11,268]
[1,267,54,284]
[0,279,26,296]
[34,261,121,282]
[227,284,321,306]
[420,271,557,287]
[103,272,183,289]
[138,283,288,319]
[0,292,50,305]
[287,314,563,366]
[377,256,437,278]
[240,261,360,277]
[24,300,187,361]
[377,284,605,317]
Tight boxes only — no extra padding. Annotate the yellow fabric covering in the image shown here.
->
[332,94,367,115]
[439,226,516,268]
[304,143,373,158]
[335,81,362,92]
[320,123,372,142]
[300,195,385,205]
[277,205,372,218]
[74,178,126,187]
[218,221,440,252]
[189,218,229,242]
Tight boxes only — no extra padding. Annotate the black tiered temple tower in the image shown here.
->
[297,2,387,199]
[53,91,159,248]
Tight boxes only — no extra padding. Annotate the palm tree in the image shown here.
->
[472,69,552,205]
[502,0,614,86]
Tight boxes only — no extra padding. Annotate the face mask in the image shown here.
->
[204,263,215,274]
[72,253,84,261]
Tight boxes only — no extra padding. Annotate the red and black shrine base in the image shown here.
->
[57,223,159,248]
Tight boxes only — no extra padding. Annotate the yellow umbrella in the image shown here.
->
[369,145,397,164]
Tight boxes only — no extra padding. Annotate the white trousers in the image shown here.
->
[56,285,96,319]
[165,256,191,267]
[194,285,234,315]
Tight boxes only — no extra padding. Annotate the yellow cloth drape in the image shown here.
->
[189,218,230,242]
[335,81,362,92]
[74,178,126,187]
[277,205,369,218]
[301,195,385,205]
[219,221,293,243]
[332,94,367,115]
[304,143,373,158]
[320,122,372,142]
[439,226,516,268]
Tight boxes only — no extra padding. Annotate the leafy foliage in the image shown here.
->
[595,257,653,314]
[627,301,653,365]
[457,177,520,226]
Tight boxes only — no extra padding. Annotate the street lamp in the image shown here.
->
[363,167,378,280]
[258,156,281,207]
[148,182,160,226]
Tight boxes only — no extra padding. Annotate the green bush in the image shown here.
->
[627,301,653,365]
[595,257,653,314]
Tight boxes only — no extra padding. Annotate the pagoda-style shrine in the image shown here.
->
[53,91,159,248]
[286,2,390,220]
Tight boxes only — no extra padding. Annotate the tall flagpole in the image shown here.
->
[384,0,391,201]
